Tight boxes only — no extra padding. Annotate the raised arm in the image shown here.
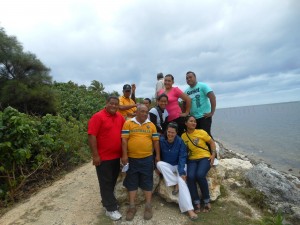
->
[131,84,136,103]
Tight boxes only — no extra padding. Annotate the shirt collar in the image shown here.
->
[130,117,151,125]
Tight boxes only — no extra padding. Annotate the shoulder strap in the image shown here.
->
[186,132,209,152]
[155,106,164,125]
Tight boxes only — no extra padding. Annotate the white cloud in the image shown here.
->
[0,0,299,107]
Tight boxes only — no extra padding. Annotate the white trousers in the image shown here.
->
[157,161,194,212]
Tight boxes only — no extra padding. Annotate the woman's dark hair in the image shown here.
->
[165,74,174,81]
[167,122,178,132]
[144,98,151,104]
[157,93,168,101]
[164,122,179,140]
[184,115,196,123]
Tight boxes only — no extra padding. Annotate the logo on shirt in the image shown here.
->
[186,88,200,95]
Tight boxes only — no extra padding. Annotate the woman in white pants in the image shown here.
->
[157,123,198,220]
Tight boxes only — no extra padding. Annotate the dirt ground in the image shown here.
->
[0,162,201,225]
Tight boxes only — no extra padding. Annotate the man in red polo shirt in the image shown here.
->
[88,96,125,221]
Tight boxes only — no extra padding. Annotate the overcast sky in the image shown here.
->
[1,0,299,108]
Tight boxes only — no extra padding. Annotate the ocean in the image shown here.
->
[212,101,300,177]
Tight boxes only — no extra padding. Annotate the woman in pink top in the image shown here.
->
[159,74,191,135]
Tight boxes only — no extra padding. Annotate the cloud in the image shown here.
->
[0,0,299,107]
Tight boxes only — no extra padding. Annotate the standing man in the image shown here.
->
[119,84,137,119]
[88,96,125,221]
[155,72,164,99]
[185,71,216,136]
[121,104,160,221]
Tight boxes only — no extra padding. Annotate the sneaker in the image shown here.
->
[105,210,122,221]
[126,206,137,221]
[144,204,153,220]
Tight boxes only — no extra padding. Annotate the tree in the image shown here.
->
[0,27,56,115]
[88,80,105,93]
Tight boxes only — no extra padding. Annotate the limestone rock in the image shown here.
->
[156,179,179,204]
[245,163,300,205]
[207,166,221,201]
[218,158,253,178]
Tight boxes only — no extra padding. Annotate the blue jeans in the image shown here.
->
[187,158,211,205]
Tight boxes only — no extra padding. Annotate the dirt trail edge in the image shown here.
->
[0,162,196,225]
[0,163,101,225]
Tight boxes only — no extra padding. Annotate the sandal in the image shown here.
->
[189,214,199,221]
[193,204,201,214]
[187,210,199,221]
[202,203,211,213]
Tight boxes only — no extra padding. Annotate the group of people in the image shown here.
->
[87,71,217,221]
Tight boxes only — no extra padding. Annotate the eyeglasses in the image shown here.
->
[124,90,131,92]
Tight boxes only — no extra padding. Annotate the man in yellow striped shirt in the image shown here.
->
[121,104,160,221]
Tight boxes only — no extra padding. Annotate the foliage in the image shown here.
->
[0,107,90,204]
[52,81,105,120]
[239,187,267,210]
[0,27,124,208]
[0,27,56,115]
[260,211,291,225]
[52,80,120,120]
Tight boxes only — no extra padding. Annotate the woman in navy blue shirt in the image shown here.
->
[156,123,198,220]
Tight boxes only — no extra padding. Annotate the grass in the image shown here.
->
[238,187,267,210]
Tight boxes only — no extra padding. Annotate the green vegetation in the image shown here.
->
[0,27,55,115]
[0,107,90,204]
[261,211,291,225]
[0,27,120,207]
[239,187,267,210]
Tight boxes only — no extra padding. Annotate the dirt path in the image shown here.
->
[0,163,193,225]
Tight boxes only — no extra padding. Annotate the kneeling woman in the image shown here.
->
[181,115,216,213]
[157,123,198,220]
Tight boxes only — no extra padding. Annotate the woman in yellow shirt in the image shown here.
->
[181,115,216,213]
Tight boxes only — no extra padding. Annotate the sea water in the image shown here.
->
[212,101,300,177]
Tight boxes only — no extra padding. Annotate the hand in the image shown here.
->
[180,112,189,117]
[155,168,160,175]
[121,156,128,166]
[203,112,214,118]
[180,175,187,182]
[127,112,136,117]
[92,155,101,166]
[209,154,215,166]
[131,84,136,92]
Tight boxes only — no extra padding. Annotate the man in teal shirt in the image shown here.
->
[185,71,216,136]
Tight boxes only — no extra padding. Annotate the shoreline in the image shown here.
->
[215,139,300,179]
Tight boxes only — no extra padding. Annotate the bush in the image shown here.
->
[0,107,90,204]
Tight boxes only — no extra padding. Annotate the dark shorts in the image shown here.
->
[123,155,154,191]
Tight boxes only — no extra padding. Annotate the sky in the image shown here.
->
[0,0,299,108]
